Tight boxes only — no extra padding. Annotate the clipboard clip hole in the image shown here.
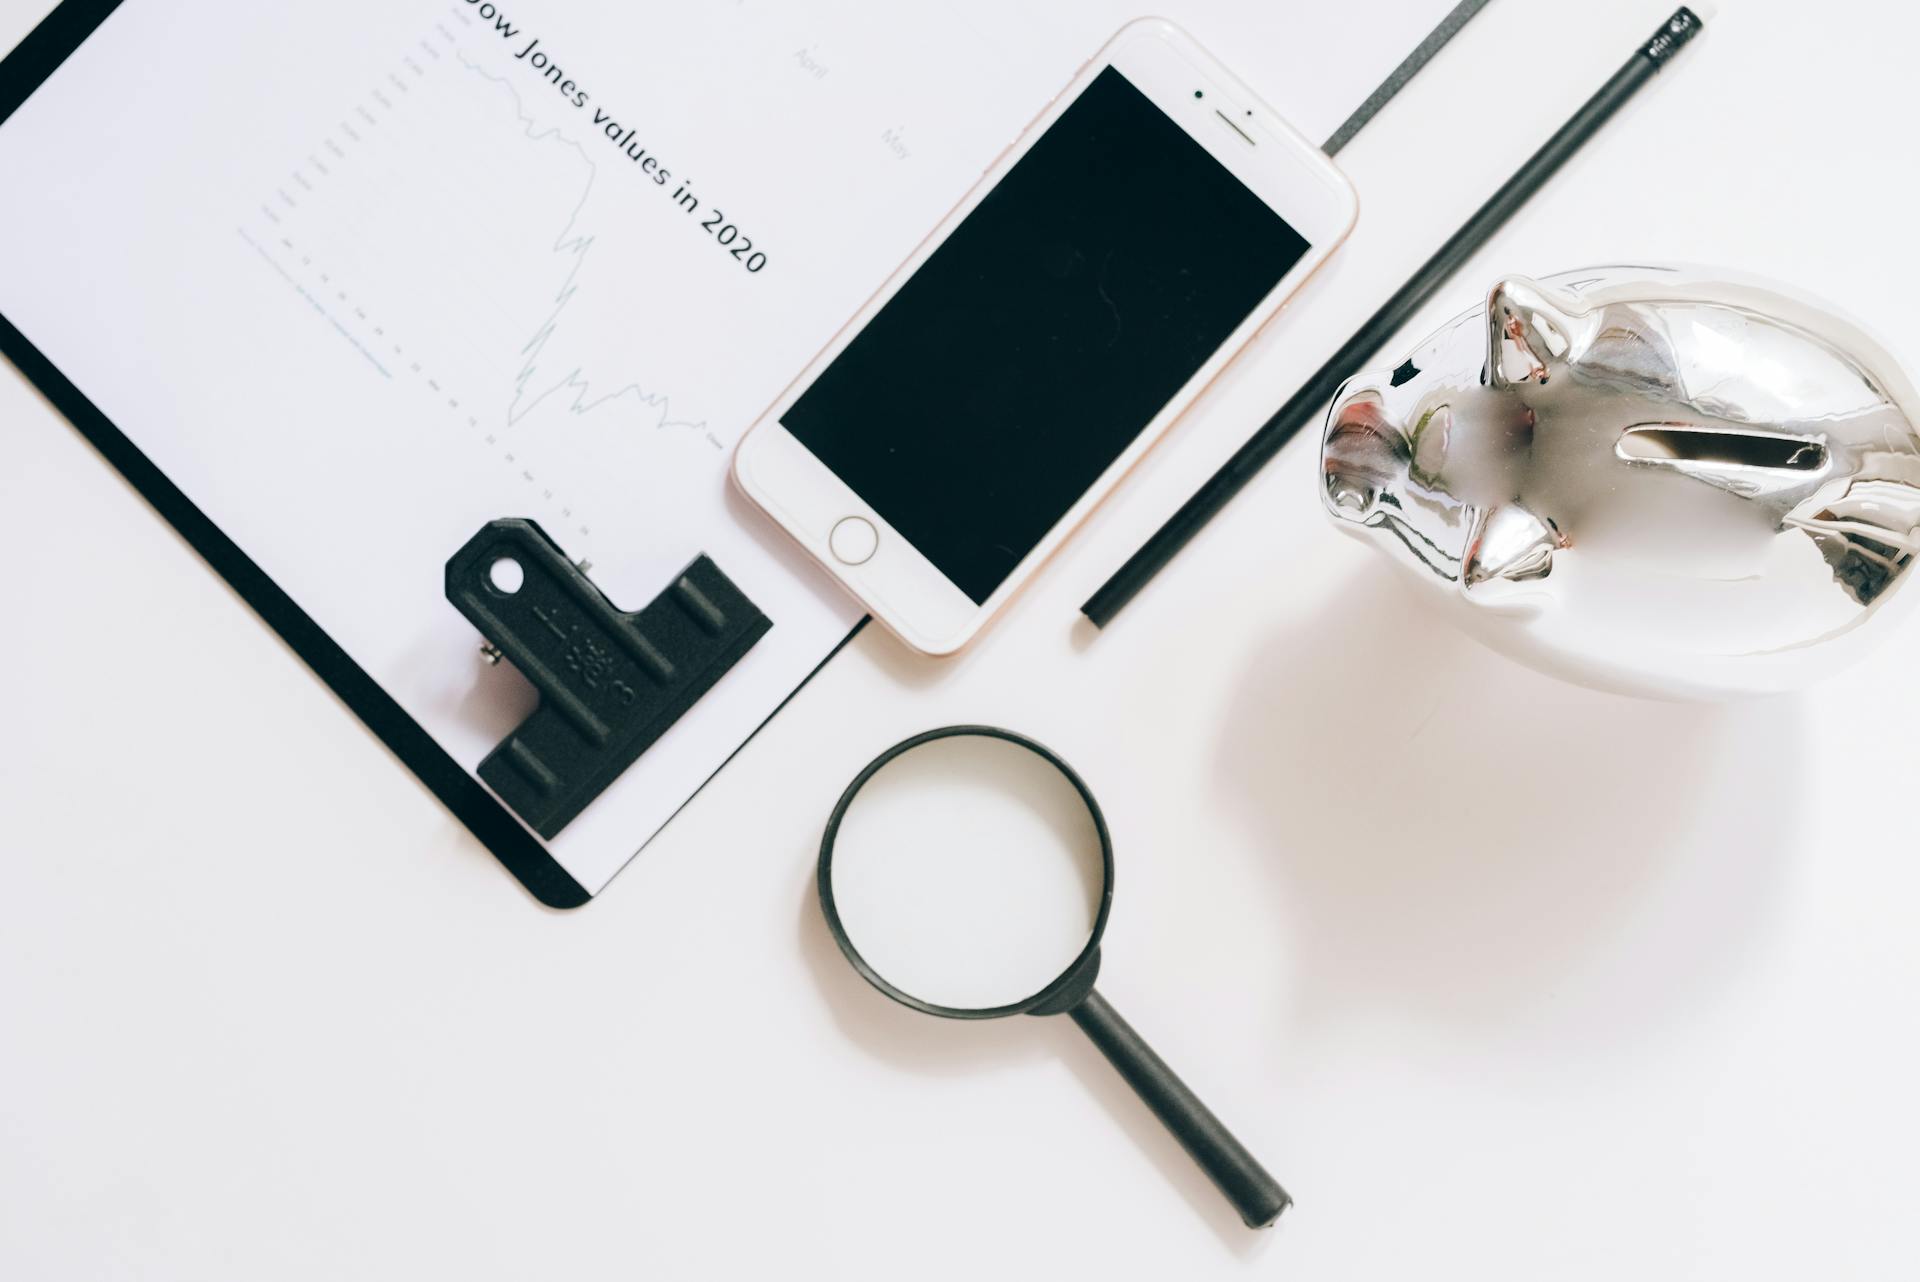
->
[487,557,525,595]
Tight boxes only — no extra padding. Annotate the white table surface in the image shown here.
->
[6,1,1917,1277]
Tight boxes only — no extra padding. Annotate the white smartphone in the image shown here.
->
[733,18,1357,654]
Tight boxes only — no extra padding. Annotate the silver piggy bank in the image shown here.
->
[1320,266,1920,698]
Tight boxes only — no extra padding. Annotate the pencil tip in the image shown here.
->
[1646,7,1704,65]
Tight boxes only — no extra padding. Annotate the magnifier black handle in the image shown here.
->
[1070,990,1291,1228]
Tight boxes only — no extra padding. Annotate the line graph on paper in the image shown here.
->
[240,12,725,543]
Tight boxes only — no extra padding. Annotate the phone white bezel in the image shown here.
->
[733,17,1358,654]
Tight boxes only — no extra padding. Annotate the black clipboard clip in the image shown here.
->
[445,519,770,839]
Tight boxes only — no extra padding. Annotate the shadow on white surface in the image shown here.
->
[848,621,968,692]
[1218,567,1800,1035]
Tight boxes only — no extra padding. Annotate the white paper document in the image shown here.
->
[0,0,1454,894]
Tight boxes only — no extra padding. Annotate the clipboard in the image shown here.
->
[0,0,897,905]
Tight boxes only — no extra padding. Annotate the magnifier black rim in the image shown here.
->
[818,724,1116,1021]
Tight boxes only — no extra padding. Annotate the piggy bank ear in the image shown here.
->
[1485,277,1589,389]
[1461,502,1562,605]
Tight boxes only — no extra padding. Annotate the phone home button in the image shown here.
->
[829,516,878,566]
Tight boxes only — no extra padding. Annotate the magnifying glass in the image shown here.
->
[818,725,1291,1229]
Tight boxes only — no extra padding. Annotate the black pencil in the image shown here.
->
[1080,6,1703,629]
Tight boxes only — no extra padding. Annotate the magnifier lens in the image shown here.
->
[826,734,1106,1012]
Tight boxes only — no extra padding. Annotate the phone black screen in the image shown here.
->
[781,66,1310,604]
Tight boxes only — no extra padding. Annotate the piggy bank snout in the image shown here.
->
[1321,384,1405,519]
